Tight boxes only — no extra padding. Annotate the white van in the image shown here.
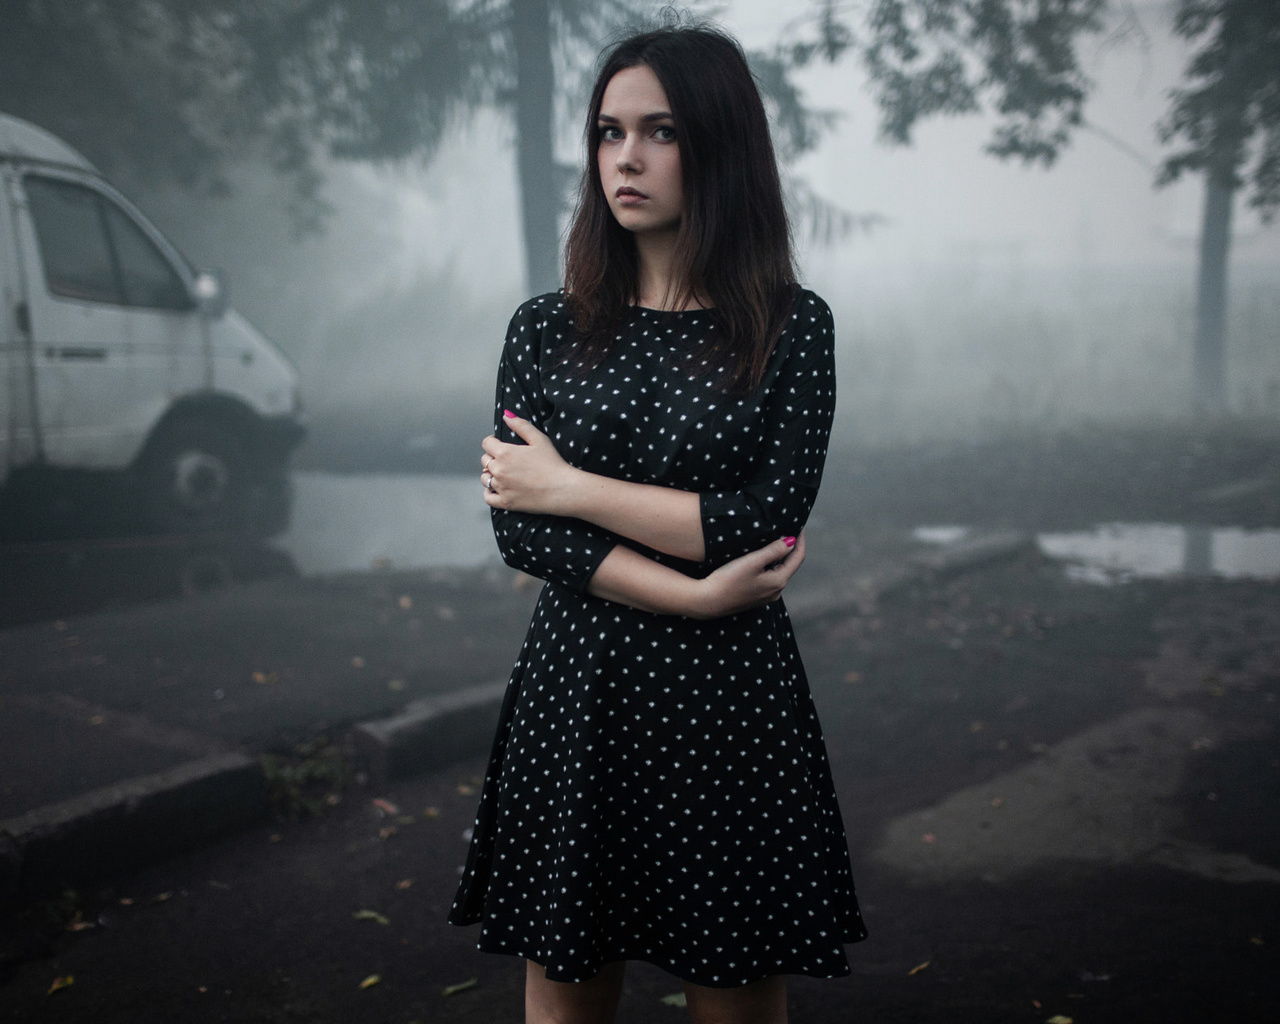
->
[0,113,303,535]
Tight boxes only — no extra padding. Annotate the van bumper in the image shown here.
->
[256,415,307,463]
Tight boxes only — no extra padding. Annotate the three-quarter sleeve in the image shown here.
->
[490,298,618,593]
[698,294,837,567]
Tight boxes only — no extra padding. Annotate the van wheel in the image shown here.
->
[139,419,248,534]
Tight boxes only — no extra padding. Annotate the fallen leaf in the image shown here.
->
[843,671,862,684]
[1046,1016,1073,1024]
[65,919,95,933]
[396,879,414,890]
[991,797,1004,808]
[89,715,105,725]
[457,784,476,796]
[252,671,279,685]
[47,975,74,995]
[1032,999,1042,1009]
[359,974,381,989]
[353,909,390,926]
[379,826,398,840]
[388,678,406,692]
[922,833,937,844]
[352,656,366,668]
[423,807,441,819]
[1250,934,1264,945]
[907,961,930,976]
[970,721,985,732]
[119,898,134,906]
[398,595,413,610]
[269,833,283,843]
[151,892,173,904]
[660,992,688,1006]
[442,978,478,997]
[396,814,416,825]
[372,798,400,816]
[435,606,456,621]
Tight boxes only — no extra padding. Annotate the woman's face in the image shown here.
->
[597,64,684,240]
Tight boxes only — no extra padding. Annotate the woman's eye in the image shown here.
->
[599,125,622,141]
[654,125,676,141]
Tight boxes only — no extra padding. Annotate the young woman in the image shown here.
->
[449,25,866,1024]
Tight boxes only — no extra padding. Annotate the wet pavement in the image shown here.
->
[2,422,1279,1021]
[3,547,1278,1022]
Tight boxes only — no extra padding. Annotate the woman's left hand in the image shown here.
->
[480,412,580,515]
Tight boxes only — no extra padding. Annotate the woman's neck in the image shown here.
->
[634,231,705,311]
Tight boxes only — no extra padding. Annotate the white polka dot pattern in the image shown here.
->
[448,290,866,987]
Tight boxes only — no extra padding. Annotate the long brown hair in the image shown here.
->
[562,26,797,394]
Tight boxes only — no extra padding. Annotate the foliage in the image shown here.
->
[1157,0,1280,220]
[801,0,1107,165]
[802,0,1280,208]
[260,736,353,820]
[0,1,847,238]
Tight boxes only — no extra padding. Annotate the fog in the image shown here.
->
[127,0,1279,466]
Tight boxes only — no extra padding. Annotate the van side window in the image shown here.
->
[24,175,191,311]
[23,176,120,304]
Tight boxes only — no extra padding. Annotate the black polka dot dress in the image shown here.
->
[449,289,867,986]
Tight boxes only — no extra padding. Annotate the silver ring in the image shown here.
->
[483,472,494,491]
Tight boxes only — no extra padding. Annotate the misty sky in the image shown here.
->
[369,0,1280,298]
[151,0,1278,438]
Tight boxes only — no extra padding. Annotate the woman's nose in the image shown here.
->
[616,136,641,173]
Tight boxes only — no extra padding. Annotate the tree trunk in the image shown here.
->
[1192,164,1234,411]
[511,0,559,295]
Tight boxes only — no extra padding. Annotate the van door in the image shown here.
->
[14,171,203,471]
[0,173,13,483]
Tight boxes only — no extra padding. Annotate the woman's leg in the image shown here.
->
[683,975,787,1024]
[525,959,626,1024]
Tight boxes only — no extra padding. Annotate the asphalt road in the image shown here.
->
[3,549,1279,1022]
[3,423,1280,1021]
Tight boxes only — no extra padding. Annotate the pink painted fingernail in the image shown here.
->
[783,536,796,548]
[503,409,516,419]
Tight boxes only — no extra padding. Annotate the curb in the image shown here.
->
[1,752,266,903]
[787,530,1035,625]
[0,683,511,906]
[352,680,508,792]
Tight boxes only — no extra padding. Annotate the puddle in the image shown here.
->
[914,523,1280,583]
[1038,523,1280,583]
[911,525,969,546]
[273,472,495,576]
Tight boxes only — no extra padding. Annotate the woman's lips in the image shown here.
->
[616,186,648,204]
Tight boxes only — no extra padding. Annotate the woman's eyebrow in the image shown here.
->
[597,111,675,123]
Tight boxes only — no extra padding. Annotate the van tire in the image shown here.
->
[138,418,249,534]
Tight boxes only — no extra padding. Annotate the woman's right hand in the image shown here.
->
[686,532,806,619]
